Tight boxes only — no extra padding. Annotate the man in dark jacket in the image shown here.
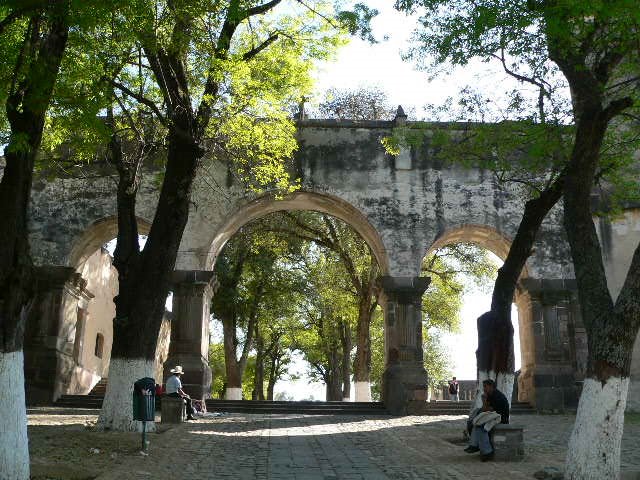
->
[464,379,510,461]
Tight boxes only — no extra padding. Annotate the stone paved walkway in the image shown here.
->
[27,410,640,479]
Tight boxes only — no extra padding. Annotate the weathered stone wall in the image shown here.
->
[18,120,640,409]
[25,121,575,281]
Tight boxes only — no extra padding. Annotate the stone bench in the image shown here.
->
[490,424,524,461]
[161,396,185,424]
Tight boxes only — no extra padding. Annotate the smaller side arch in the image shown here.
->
[67,216,152,270]
[204,191,390,274]
[424,223,529,278]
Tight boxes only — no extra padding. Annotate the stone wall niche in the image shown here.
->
[380,275,431,415]
[24,266,93,404]
[163,270,217,400]
[517,279,583,411]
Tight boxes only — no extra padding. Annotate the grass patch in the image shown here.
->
[625,413,640,424]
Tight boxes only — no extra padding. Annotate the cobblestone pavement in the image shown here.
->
[27,410,640,480]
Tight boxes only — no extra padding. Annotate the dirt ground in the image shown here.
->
[28,408,167,480]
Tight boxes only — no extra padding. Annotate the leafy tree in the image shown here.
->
[261,210,380,400]
[0,2,117,476]
[394,0,640,476]
[212,223,306,399]
[82,0,367,431]
[293,249,356,400]
[422,243,497,331]
[209,342,227,399]
[316,85,397,120]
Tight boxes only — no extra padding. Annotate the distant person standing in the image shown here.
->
[449,376,460,401]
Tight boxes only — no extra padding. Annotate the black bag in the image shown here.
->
[449,382,458,394]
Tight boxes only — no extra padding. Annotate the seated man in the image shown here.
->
[464,379,509,461]
[165,366,197,421]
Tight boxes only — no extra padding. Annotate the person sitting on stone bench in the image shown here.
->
[464,379,510,461]
[165,366,197,421]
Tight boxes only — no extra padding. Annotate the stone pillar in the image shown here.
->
[517,279,583,411]
[24,266,94,404]
[163,270,217,400]
[380,275,431,415]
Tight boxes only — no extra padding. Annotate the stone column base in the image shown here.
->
[382,362,428,415]
[163,354,212,400]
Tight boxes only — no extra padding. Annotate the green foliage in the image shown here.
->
[391,0,640,210]
[423,328,452,389]
[209,342,226,398]
[212,213,500,399]
[423,243,497,331]
[336,3,379,43]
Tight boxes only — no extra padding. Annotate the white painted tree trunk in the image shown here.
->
[354,382,372,402]
[496,371,514,407]
[0,350,30,480]
[97,358,156,432]
[473,370,491,410]
[564,377,629,480]
[225,387,242,400]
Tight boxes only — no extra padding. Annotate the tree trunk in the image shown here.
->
[267,355,278,401]
[340,320,352,401]
[0,9,69,477]
[353,285,376,401]
[561,102,640,478]
[0,351,29,479]
[222,317,242,400]
[254,322,265,400]
[474,171,565,407]
[326,344,342,401]
[98,113,204,429]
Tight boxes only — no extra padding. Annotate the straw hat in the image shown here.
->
[170,366,185,374]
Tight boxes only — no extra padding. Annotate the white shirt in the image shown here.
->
[165,374,182,394]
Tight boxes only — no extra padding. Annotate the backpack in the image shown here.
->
[449,382,458,394]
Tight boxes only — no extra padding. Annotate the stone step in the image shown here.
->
[205,399,388,415]
[89,379,108,396]
[53,394,535,416]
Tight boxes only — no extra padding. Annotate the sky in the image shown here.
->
[310,0,519,119]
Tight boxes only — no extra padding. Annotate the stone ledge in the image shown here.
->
[491,424,524,461]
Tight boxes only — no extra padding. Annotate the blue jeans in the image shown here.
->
[469,425,493,454]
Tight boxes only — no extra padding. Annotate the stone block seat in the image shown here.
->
[161,396,186,424]
[490,424,524,461]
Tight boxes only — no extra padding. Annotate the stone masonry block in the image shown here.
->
[490,424,524,461]
[161,396,185,424]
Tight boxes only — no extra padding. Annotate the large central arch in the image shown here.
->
[204,191,391,274]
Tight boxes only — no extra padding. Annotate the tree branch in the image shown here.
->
[0,7,31,36]
[242,32,279,61]
[107,78,167,125]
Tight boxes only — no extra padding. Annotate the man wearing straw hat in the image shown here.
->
[166,366,197,421]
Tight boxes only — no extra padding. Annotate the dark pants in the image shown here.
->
[168,393,195,417]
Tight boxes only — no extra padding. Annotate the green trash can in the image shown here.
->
[132,377,156,421]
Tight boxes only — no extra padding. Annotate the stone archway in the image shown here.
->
[204,191,390,274]
[423,224,584,409]
[423,224,532,402]
[67,216,151,270]
[165,191,433,413]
